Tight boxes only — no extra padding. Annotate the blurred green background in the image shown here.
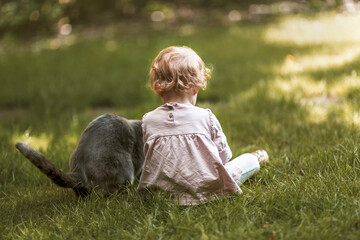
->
[0,0,346,37]
[0,0,357,118]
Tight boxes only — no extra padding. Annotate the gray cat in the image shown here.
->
[15,113,144,197]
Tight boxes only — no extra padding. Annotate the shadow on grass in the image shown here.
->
[304,56,360,83]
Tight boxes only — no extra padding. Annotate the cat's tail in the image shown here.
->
[15,141,84,190]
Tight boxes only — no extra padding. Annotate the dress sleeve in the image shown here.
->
[208,109,232,164]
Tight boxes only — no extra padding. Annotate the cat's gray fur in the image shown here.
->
[15,113,144,197]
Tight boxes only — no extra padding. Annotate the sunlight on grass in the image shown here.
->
[261,12,360,126]
[341,104,360,127]
[11,130,53,151]
[237,73,360,126]
[269,75,360,125]
[270,77,327,100]
[330,73,360,96]
[303,102,360,126]
[62,115,81,147]
[304,105,329,124]
[279,45,360,74]
[63,133,80,148]
[264,12,360,45]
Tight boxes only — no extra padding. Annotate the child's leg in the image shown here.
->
[225,153,260,185]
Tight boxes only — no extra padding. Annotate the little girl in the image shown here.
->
[138,46,269,205]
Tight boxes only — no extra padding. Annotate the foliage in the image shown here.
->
[0,0,345,37]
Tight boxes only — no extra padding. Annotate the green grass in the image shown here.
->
[1,12,360,239]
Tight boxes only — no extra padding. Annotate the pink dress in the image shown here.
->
[138,102,242,205]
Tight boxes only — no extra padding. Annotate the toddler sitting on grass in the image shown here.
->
[137,46,269,205]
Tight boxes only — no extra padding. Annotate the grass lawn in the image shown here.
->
[1,12,360,239]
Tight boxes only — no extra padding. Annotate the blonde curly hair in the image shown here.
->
[149,46,211,94]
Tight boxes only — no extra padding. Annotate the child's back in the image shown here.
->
[139,102,241,205]
[138,46,269,205]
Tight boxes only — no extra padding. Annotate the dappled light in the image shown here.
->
[272,73,360,125]
[268,74,359,105]
[278,45,360,74]
[301,101,360,127]
[62,115,82,148]
[223,10,360,135]
[264,13,360,45]
[30,35,77,52]
[258,12,360,127]
[341,104,360,127]
[227,10,242,22]
[227,73,360,126]
[151,11,165,22]
[11,130,53,152]
[330,73,360,96]
[59,24,72,36]
[271,77,327,100]
[304,103,333,124]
